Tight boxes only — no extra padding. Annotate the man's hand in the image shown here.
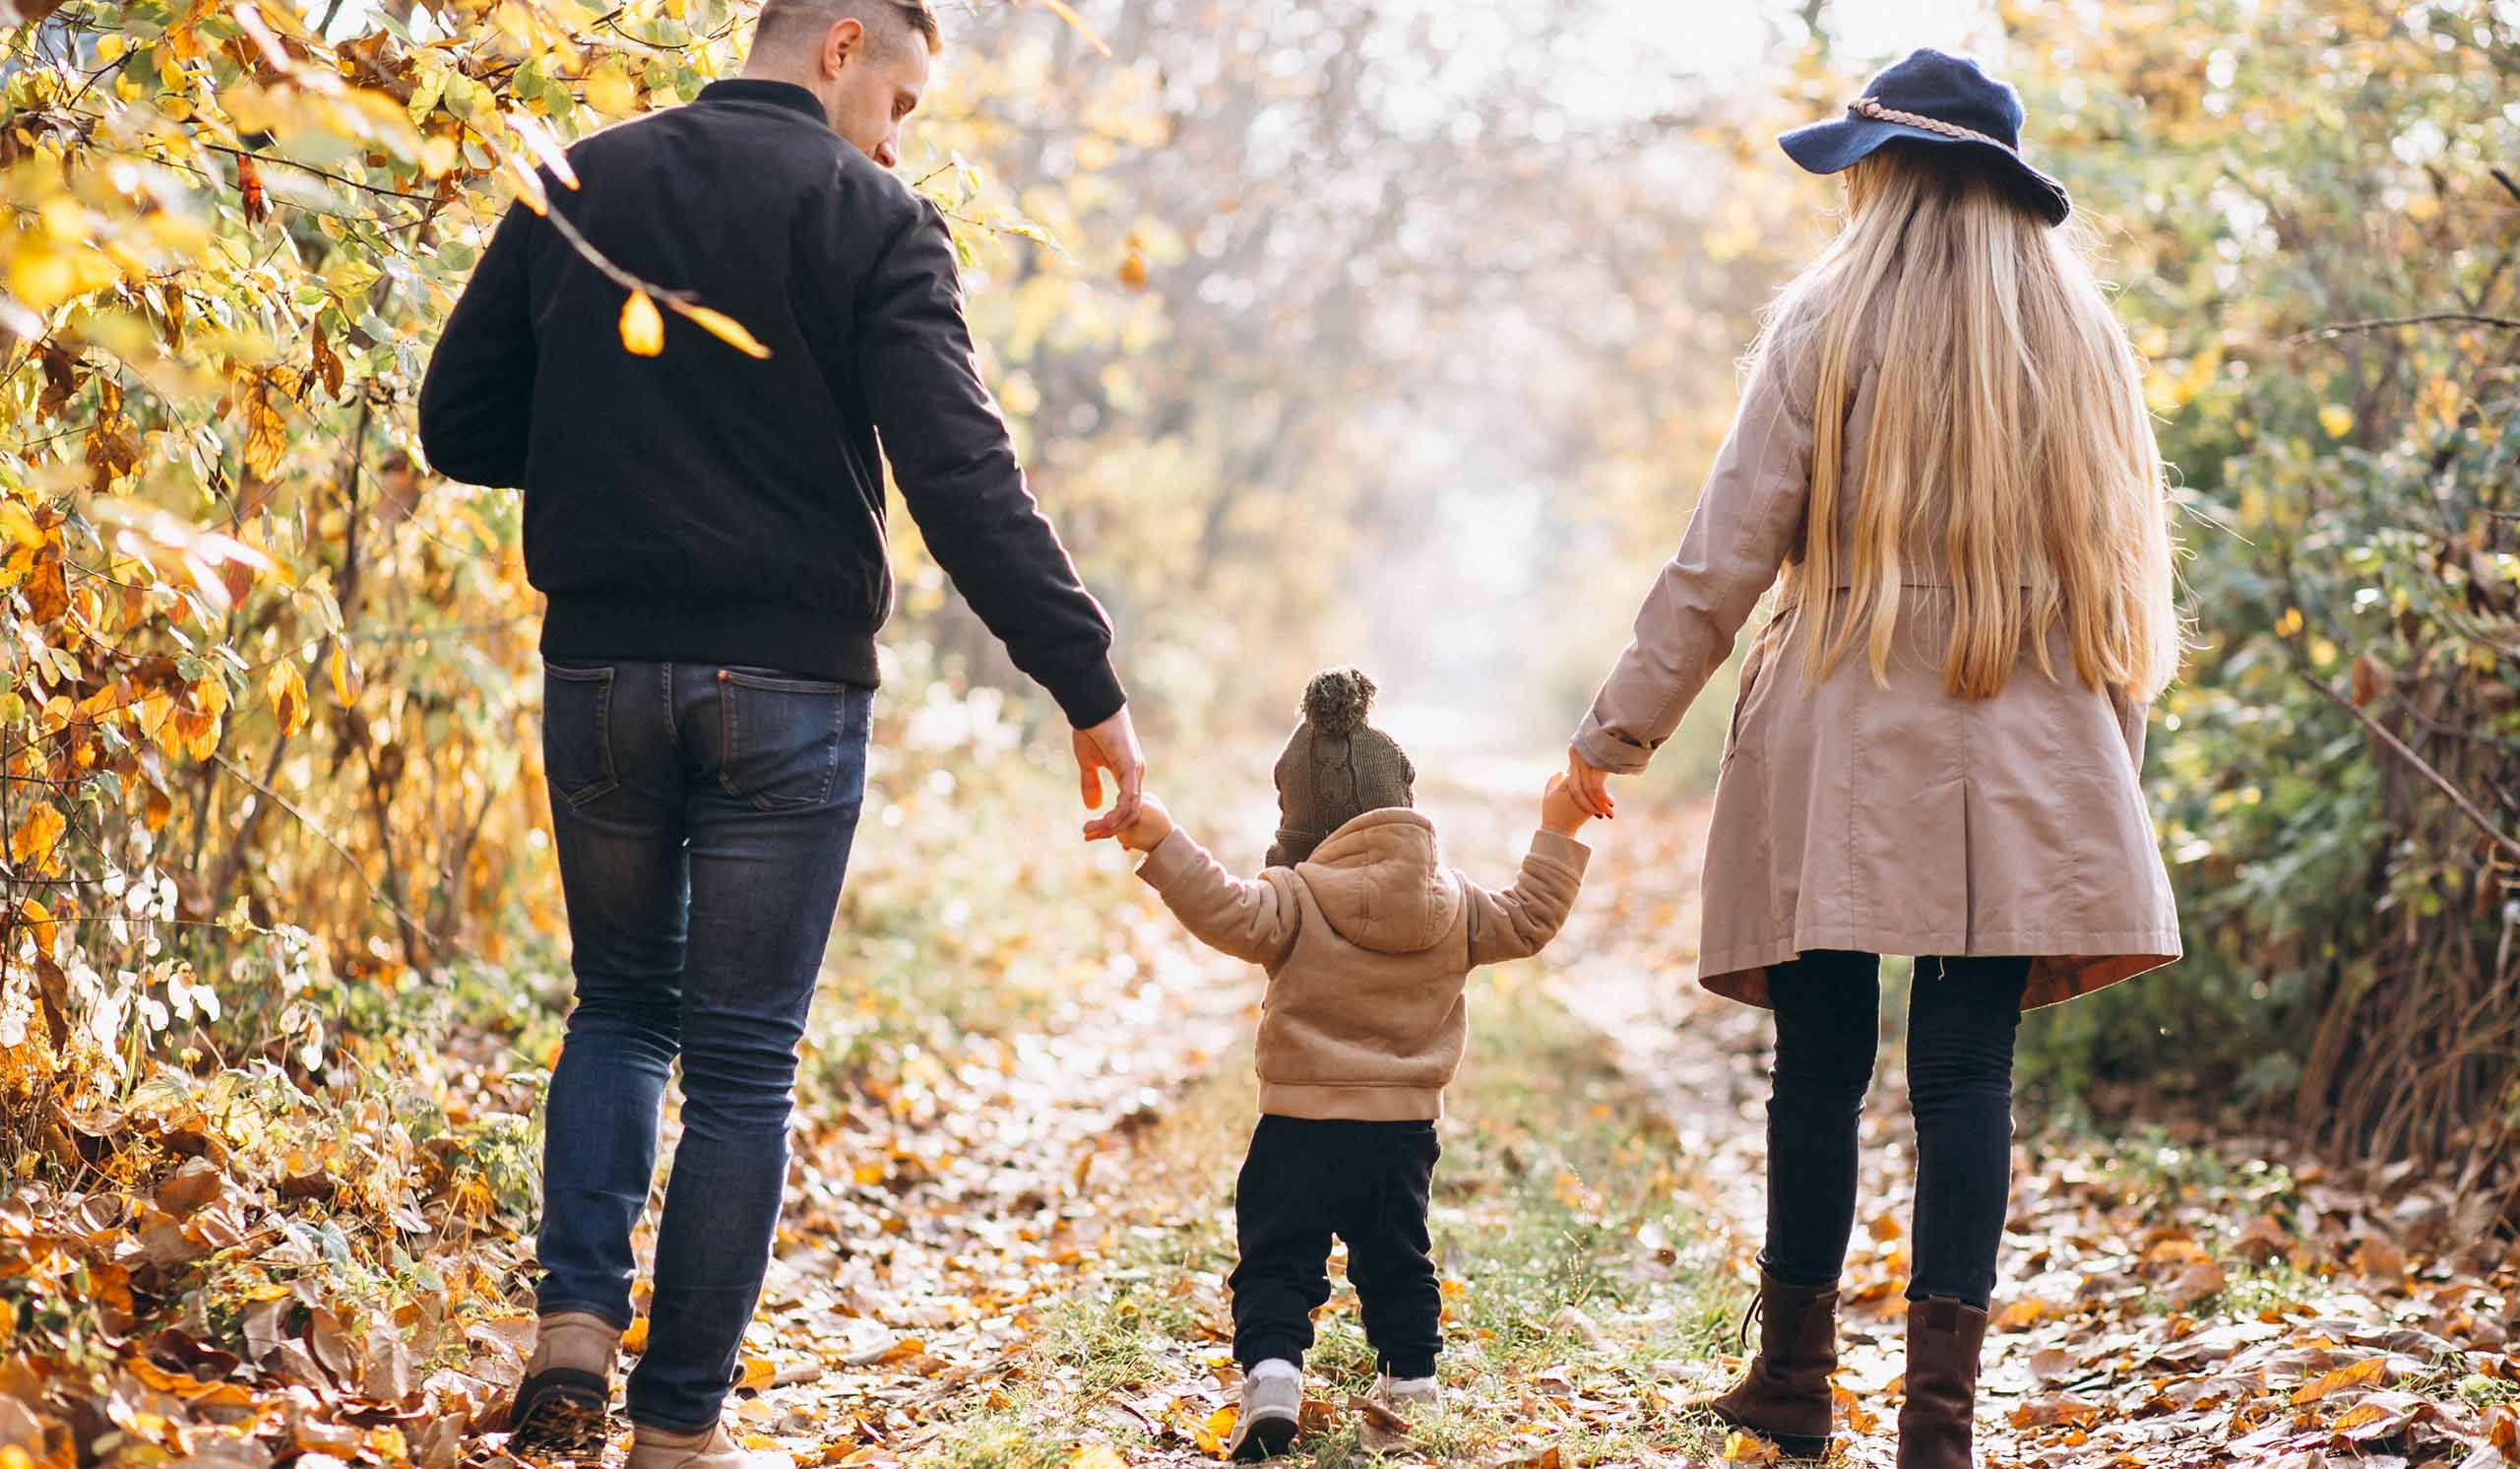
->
[1564,747,1615,820]
[1542,773,1594,837]
[1076,705,1147,841]
[1116,792,1176,854]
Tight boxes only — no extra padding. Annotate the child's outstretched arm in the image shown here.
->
[1119,794,1304,969]
[1465,776,1595,966]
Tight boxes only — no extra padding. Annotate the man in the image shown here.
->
[417,4,1143,1465]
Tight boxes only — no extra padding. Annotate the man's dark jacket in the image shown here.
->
[417,79,1123,728]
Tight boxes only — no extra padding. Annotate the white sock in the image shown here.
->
[1247,1358,1301,1386]
[1381,1373,1437,1391]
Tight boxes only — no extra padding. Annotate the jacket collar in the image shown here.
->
[697,79,830,127]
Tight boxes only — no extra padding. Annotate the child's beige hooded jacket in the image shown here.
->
[1136,808,1588,1120]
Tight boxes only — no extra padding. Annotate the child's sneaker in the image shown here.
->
[1228,1359,1302,1461]
[1372,1372,1444,1416]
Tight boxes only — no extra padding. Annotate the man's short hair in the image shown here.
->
[755,0,942,60]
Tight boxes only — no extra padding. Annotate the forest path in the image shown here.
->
[607,780,2518,1469]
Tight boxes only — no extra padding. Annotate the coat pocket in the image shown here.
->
[1721,623,1779,772]
[541,662,618,806]
[716,669,854,812]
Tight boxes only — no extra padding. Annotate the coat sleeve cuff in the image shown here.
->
[1571,716,1653,776]
[1527,829,1593,877]
[1045,657,1127,730]
[1134,827,1205,891]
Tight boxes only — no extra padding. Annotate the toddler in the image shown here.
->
[1114,670,1593,1459]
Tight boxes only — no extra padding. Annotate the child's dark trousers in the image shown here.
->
[1229,1116,1441,1378]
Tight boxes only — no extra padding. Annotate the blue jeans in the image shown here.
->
[534,659,870,1432]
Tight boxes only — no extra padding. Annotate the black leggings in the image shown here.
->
[1758,950,2030,1309]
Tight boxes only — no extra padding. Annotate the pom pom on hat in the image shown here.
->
[1301,668,1375,738]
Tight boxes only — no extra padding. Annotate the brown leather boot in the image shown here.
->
[626,1421,787,1469]
[508,1310,621,1454]
[1897,1297,1990,1468]
[1686,1272,1839,1457]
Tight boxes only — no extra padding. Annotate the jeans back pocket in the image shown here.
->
[542,663,619,806]
[716,670,853,812]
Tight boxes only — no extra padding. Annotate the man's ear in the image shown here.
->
[820,16,865,77]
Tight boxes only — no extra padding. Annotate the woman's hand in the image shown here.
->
[1565,748,1616,820]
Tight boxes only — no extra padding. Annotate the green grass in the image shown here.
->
[2207,1257,2327,1318]
[1381,971,1738,1462]
[913,1420,1076,1469]
[912,966,1741,1465]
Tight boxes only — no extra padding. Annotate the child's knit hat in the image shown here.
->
[1267,669,1416,868]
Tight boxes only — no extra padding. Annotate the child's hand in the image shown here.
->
[1117,791,1176,854]
[1542,774,1592,837]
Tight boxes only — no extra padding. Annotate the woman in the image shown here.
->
[1564,50,2181,1469]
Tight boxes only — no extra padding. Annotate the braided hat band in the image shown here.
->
[1850,96,2005,150]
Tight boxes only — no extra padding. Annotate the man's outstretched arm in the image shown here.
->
[419,203,538,489]
[856,199,1141,835]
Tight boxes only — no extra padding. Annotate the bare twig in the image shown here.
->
[202,144,443,206]
[365,770,423,967]
[2296,665,2520,862]
[210,753,433,935]
[2286,311,2520,343]
[2492,166,2520,207]
[206,726,291,918]
[530,195,695,305]
[65,106,441,207]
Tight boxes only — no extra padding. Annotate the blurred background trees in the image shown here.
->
[0,0,2512,1227]
[1997,0,2520,1222]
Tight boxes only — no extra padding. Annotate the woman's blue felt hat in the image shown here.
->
[1778,48,2071,226]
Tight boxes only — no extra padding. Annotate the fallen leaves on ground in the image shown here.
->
[0,1027,544,1469]
[1552,793,2520,1469]
[3,783,2514,1469]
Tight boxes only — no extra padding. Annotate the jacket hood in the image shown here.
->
[1294,808,1461,955]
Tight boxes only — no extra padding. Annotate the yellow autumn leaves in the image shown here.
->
[137,675,230,765]
[4,159,212,318]
[618,288,773,361]
[265,664,308,740]
[8,802,66,878]
[2318,378,2466,439]
[680,304,772,359]
[620,289,665,356]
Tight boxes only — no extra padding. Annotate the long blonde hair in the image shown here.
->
[1760,142,2179,702]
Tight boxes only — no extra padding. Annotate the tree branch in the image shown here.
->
[201,143,442,205]
[2287,311,2520,344]
[210,752,433,936]
[2296,664,2520,863]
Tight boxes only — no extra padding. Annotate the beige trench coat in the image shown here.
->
[1572,319,2179,1011]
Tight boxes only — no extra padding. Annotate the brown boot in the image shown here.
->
[508,1310,621,1454]
[1686,1272,1839,1457]
[626,1421,787,1469]
[1897,1297,1990,1468]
